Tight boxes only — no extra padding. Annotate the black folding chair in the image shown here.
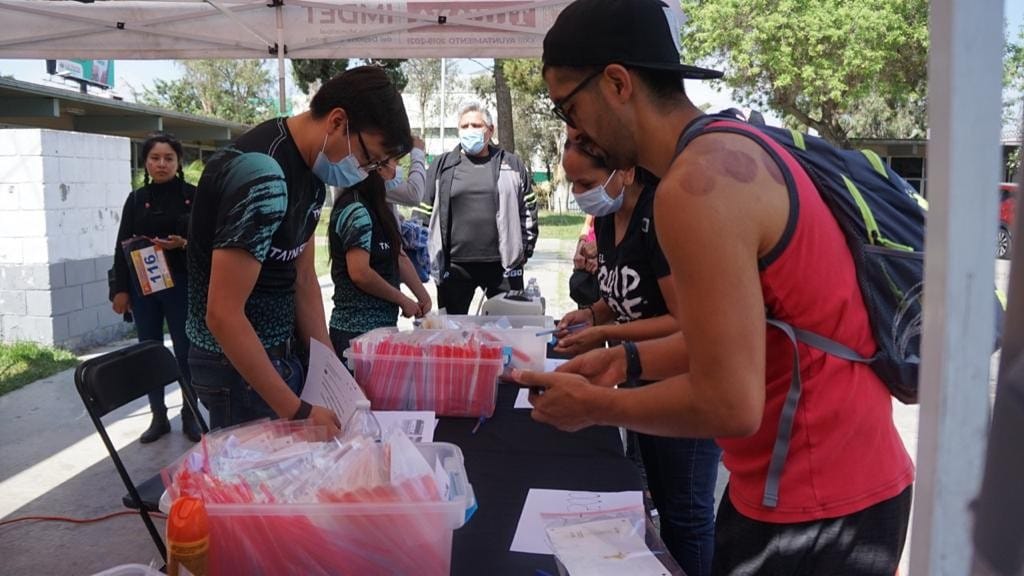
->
[74,341,209,561]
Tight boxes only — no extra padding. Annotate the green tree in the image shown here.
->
[366,59,409,92]
[404,59,442,136]
[493,58,516,153]
[291,58,407,96]
[403,59,464,139]
[680,0,928,145]
[291,59,349,95]
[140,60,276,125]
[503,59,564,181]
[1004,24,1024,174]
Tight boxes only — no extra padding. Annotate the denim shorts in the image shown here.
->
[188,345,304,430]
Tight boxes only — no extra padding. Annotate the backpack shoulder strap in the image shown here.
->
[674,112,743,159]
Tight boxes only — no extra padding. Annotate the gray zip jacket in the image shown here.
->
[419,144,538,282]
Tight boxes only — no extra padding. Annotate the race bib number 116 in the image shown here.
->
[122,237,174,296]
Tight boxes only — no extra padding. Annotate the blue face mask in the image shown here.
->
[385,167,404,192]
[312,128,368,188]
[459,129,487,155]
[574,171,624,216]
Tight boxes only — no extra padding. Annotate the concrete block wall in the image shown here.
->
[0,129,134,350]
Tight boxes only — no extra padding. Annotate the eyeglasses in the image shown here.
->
[550,69,604,128]
[355,131,398,173]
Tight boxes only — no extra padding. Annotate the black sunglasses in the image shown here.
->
[550,69,604,128]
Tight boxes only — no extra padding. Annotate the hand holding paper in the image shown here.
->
[301,339,368,430]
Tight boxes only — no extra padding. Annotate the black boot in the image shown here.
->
[140,412,171,444]
[181,409,202,443]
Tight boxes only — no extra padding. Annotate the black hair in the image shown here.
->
[140,132,185,186]
[563,136,611,172]
[629,67,686,101]
[331,173,402,268]
[311,65,414,160]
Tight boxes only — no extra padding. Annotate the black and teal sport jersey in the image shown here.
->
[593,184,670,323]
[187,117,326,353]
[328,190,400,333]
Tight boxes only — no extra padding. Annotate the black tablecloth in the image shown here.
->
[436,383,644,575]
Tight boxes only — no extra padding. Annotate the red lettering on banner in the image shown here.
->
[408,2,537,29]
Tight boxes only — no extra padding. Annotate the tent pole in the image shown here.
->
[440,57,447,151]
[912,0,1003,573]
[276,2,286,115]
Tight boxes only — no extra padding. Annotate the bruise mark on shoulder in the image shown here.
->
[676,152,717,197]
[679,136,758,195]
[761,153,786,187]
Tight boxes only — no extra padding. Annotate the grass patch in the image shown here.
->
[312,210,585,277]
[315,240,331,279]
[0,342,79,396]
[539,212,586,241]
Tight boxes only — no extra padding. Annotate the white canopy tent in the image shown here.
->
[0,0,575,109]
[0,0,1019,573]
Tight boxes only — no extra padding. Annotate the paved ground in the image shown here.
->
[0,239,1011,575]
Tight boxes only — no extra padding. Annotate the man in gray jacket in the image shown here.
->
[420,100,539,314]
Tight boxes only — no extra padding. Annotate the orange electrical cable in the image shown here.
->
[0,510,167,529]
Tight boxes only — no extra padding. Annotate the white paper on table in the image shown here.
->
[513,358,569,408]
[514,388,532,409]
[547,517,670,576]
[301,338,368,425]
[545,358,568,372]
[510,489,644,555]
[373,410,437,442]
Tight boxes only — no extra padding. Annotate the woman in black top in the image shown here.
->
[554,137,722,576]
[111,133,200,443]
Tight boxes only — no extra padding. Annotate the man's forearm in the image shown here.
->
[634,331,691,380]
[294,248,330,349]
[596,372,758,438]
[602,314,679,345]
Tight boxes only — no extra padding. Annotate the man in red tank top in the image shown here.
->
[512,0,915,574]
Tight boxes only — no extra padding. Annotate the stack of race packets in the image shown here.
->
[347,327,506,417]
[162,418,475,576]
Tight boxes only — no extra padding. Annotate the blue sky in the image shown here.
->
[1,1,1021,115]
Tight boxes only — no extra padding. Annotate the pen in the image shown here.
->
[535,322,588,337]
[472,416,487,434]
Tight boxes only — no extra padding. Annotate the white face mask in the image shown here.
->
[574,171,624,216]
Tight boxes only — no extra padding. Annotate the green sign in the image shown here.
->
[48,59,115,88]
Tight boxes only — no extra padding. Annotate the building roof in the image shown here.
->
[0,76,249,147]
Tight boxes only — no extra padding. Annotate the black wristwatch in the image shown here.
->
[291,400,313,421]
[622,341,642,388]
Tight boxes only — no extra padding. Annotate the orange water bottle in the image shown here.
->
[167,496,209,576]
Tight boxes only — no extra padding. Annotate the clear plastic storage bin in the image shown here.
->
[347,328,505,417]
[167,442,475,576]
[418,315,553,371]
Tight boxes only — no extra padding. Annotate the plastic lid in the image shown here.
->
[167,496,209,542]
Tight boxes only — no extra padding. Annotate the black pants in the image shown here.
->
[330,328,362,359]
[712,485,913,576]
[128,272,192,418]
[436,261,523,315]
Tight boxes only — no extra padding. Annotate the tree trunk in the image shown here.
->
[493,59,516,154]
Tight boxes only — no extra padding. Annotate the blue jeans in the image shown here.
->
[637,434,722,576]
[128,272,190,415]
[188,345,304,430]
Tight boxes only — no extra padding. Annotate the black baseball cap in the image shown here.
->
[543,0,723,80]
